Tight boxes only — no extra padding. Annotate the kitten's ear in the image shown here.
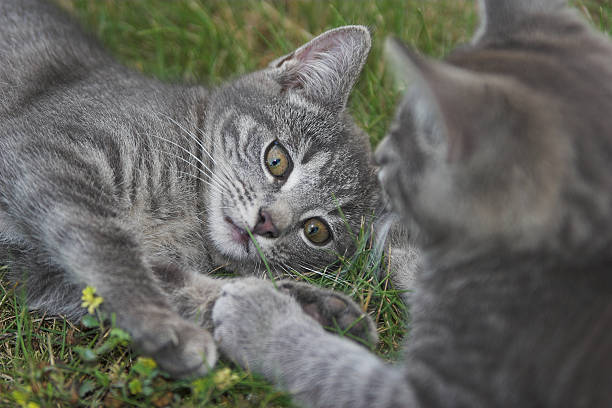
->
[383,37,430,93]
[473,0,567,42]
[269,25,371,110]
[384,37,512,161]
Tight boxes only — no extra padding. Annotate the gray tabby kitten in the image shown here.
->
[213,0,612,406]
[0,0,379,377]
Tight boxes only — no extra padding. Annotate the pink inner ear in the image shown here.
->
[277,33,343,91]
[296,35,335,62]
[275,52,295,68]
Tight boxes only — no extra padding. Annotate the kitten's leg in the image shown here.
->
[151,263,223,332]
[154,267,377,346]
[387,242,421,304]
[2,244,85,320]
[4,204,216,378]
[213,280,415,408]
[377,215,421,304]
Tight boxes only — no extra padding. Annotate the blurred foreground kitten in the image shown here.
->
[213,0,612,406]
[0,0,379,377]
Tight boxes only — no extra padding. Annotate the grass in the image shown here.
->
[2,0,611,407]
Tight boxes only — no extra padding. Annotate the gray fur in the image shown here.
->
[374,212,421,302]
[213,0,612,406]
[473,0,568,43]
[0,0,378,377]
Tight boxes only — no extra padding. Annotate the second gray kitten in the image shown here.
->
[0,0,379,377]
[212,0,612,406]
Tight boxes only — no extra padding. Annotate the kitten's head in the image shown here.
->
[204,26,380,275]
[376,0,612,257]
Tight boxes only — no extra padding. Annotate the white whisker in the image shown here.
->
[192,123,236,181]
[149,133,225,186]
[152,147,228,195]
[149,139,230,194]
[159,112,235,185]
[176,171,227,197]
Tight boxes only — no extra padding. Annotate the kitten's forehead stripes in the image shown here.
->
[243,126,260,162]
[236,115,257,160]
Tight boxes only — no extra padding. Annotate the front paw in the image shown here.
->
[212,279,320,368]
[126,310,217,378]
[277,280,378,346]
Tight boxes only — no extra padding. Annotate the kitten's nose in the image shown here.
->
[253,209,279,238]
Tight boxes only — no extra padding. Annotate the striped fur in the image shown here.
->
[0,0,378,377]
[212,1,612,407]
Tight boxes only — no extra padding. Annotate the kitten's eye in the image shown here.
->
[303,218,331,245]
[265,141,292,178]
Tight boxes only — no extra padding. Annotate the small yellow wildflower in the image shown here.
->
[11,388,40,408]
[136,356,157,370]
[212,367,240,391]
[81,286,103,314]
[128,379,143,395]
[11,390,28,406]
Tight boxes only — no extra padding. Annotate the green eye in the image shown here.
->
[303,218,331,245]
[265,141,292,178]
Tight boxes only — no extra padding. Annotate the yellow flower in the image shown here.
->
[11,388,39,408]
[212,367,240,391]
[128,379,142,395]
[136,357,157,370]
[11,390,28,406]
[81,286,104,314]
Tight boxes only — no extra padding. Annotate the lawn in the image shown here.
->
[1,1,610,407]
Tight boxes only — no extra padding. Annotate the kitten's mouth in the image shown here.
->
[224,216,250,253]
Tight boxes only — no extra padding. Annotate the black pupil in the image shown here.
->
[308,224,319,235]
[270,158,281,167]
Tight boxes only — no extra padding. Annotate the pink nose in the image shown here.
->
[253,209,279,238]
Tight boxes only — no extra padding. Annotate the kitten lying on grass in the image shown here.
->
[212,0,612,406]
[0,0,380,377]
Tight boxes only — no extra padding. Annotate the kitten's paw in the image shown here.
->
[128,311,217,378]
[212,279,319,368]
[277,280,378,345]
